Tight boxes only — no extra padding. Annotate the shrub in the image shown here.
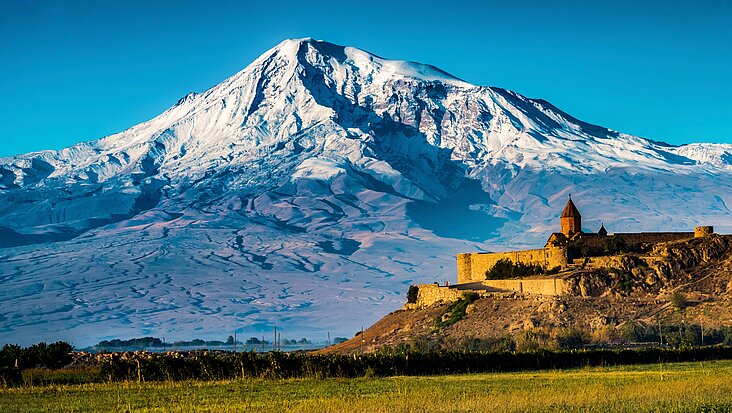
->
[406,285,419,304]
[436,292,480,328]
[591,325,618,343]
[445,336,516,352]
[619,322,640,342]
[670,291,688,309]
[0,367,22,386]
[544,266,561,275]
[486,259,545,279]
[515,330,545,352]
[553,327,588,349]
[407,337,442,353]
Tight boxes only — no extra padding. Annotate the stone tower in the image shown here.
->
[560,196,582,237]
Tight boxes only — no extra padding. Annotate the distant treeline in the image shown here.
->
[92,336,341,349]
[94,337,241,349]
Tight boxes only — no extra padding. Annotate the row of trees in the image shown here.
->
[99,346,732,382]
[0,341,73,369]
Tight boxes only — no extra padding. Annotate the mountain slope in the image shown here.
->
[1,38,731,345]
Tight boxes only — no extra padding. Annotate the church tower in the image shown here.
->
[560,196,582,237]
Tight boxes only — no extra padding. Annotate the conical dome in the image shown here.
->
[561,197,581,218]
[598,223,608,236]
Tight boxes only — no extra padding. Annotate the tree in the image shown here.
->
[407,285,419,304]
[226,335,235,345]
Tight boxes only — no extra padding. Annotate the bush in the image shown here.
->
[619,322,640,342]
[406,285,419,304]
[544,266,561,275]
[486,259,545,279]
[0,367,22,386]
[445,336,516,352]
[554,328,588,349]
[515,330,547,352]
[436,292,480,328]
[670,291,688,309]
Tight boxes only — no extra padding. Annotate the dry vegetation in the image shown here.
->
[3,360,732,412]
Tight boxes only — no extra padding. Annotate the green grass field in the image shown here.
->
[3,360,732,412]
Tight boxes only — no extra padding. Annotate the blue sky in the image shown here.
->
[1,0,731,157]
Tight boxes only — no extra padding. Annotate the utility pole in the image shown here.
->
[234,332,237,353]
[658,319,663,347]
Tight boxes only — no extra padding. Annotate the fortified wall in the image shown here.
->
[572,232,694,250]
[483,277,568,295]
[407,277,569,309]
[408,283,462,308]
[457,247,567,284]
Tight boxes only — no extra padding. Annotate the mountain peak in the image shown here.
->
[257,37,467,86]
[3,38,732,345]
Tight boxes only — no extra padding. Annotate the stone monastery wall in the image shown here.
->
[408,278,568,308]
[576,232,694,249]
[483,278,568,295]
[412,284,462,308]
[614,232,694,245]
[457,248,567,284]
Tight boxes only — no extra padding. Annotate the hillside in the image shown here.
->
[2,38,732,345]
[321,235,732,354]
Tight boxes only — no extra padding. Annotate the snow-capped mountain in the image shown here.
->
[2,38,731,345]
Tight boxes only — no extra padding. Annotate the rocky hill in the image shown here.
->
[322,235,732,354]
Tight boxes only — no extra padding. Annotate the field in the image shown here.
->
[3,360,732,412]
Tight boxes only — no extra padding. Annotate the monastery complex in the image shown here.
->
[408,197,715,308]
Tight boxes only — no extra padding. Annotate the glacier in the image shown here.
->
[1,38,732,346]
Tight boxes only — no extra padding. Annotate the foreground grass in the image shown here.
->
[3,361,732,412]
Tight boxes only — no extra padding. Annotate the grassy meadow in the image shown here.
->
[3,360,732,412]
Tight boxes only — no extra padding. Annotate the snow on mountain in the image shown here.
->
[1,38,731,346]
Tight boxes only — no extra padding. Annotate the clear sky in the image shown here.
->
[1,0,731,157]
